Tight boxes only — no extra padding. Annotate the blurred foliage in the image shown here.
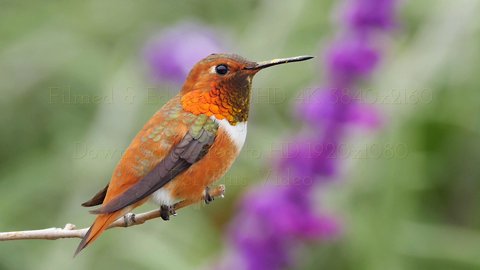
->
[0,0,479,270]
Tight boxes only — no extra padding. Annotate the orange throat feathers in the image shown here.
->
[181,80,251,125]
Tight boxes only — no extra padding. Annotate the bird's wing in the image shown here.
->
[81,184,108,207]
[85,96,219,214]
[90,126,216,214]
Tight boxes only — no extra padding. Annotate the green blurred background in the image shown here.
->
[1,0,480,269]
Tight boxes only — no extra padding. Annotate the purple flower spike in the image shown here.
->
[214,0,398,268]
[278,136,340,182]
[347,102,383,129]
[143,22,224,84]
[327,39,380,87]
[227,186,341,270]
[299,88,352,126]
[300,88,382,129]
[313,214,343,239]
[345,0,397,31]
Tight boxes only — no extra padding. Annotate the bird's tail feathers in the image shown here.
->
[74,211,123,257]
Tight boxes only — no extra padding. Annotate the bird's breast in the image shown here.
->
[155,118,247,203]
[212,117,247,151]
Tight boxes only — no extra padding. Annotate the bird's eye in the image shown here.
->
[215,64,229,75]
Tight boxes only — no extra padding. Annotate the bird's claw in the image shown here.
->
[204,186,215,204]
[160,205,176,221]
[123,213,136,227]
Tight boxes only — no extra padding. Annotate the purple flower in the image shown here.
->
[143,22,224,84]
[214,0,398,269]
[345,0,396,31]
[278,137,339,181]
[299,88,382,129]
[299,88,352,126]
[327,39,380,87]
[225,185,341,270]
[348,101,382,129]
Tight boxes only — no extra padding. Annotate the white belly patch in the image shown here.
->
[151,188,175,206]
[212,117,247,150]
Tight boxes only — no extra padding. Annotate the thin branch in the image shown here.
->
[0,185,225,241]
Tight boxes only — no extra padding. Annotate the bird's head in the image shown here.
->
[180,53,313,124]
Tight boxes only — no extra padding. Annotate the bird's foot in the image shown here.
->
[160,205,176,221]
[204,186,214,204]
[204,185,225,204]
[123,213,136,227]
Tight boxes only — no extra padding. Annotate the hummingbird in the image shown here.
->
[75,53,313,255]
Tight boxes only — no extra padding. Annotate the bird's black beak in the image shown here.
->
[244,55,314,70]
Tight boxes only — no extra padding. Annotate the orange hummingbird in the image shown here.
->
[75,53,313,255]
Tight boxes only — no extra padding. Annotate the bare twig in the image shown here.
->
[0,185,225,241]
